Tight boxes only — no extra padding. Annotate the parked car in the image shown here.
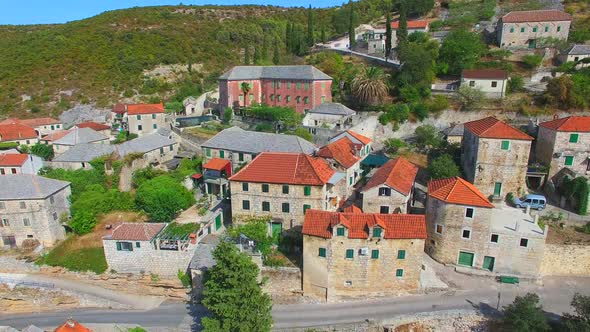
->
[513,194,547,210]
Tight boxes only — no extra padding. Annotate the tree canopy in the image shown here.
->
[438,29,486,75]
[135,175,195,222]
[502,293,550,332]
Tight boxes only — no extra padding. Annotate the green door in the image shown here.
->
[215,215,222,230]
[528,39,536,49]
[458,251,475,267]
[483,256,495,271]
[271,222,282,238]
[207,226,211,234]
[493,182,502,197]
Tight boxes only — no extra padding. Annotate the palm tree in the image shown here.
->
[240,82,251,108]
[351,66,388,106]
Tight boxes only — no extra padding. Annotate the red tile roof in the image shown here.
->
[462,69,508,80]
[391,20,429,29]
[362,157,418,195]
[108,223,166,241]
[502,10,572,23]
[345,130,372,145]
[54,319,91,332]
[464,117,533,140]
[539,116,590,132]
[0,124,38,141]
[0,153,28,166]
[317,137,361,168]
[203,158,231,171]
[20,117,60,127]
[428,177,494,208]
[41,130,70,142]
[229,152,335,186]
[342,204,363,213]
[126,103,165,115]
[112,103,126,114]
[303,209,427,239]
[76,121,111,131]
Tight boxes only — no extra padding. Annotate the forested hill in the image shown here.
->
[0,1,386,117]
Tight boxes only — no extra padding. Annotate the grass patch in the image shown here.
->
[38,237,107,274]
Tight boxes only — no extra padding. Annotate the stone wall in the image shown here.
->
[498,20,571,48]
[540,244,590,276]
[127,113,166,136]
[118,158,148,192]
[362,185,410,214]
[537,127,590,179]
[261,266,302,297]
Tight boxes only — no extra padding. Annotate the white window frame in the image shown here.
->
[519,238,529,248]
[465,207,475,219]
[461,228,472,240]
[490,233,499,244]
[23,218,30,227]
[435,223,444,235]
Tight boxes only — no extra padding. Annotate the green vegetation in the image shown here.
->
[438,29,486,75]
[397,32,438,100]
[502,293,550,332]
[427,154,460,180]
[522,54,543,69]
[201,241,273,332]
[229,217,275,256]
[177,270,191,288]
[351,66,389,106]
[285,127,313,141]
[457,86,485,111]
[544,69,590,109]
[30,143,55,160]
[160,222,200,238]
[562,293,590,331]
[384,138,407,155]
[135,175,195,222]
[414,125,443,150]
[242,103,302,127]
[445,0,495,28]
[39,238,107,274]
[39,166,107,201]
[113,131,138,144]
[561,176,589,215]
[0,142,19,150]
[508,75,525,94]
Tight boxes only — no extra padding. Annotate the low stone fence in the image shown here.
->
[261,266,301,297]
[541,244,590,276]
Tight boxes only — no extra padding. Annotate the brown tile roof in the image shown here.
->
[108,222,166,241]
[126,103,165,115]
[362,157,418,196]
[0,123,38,141]
[502,10,572,23]
[391,20,429,29]
[464,117,533,140]
[203,158,231,171]
[54,319,91,332]
[20,117,61,127]
[112,103,126,114]
[76,121,111,131]
[229,152,335,186]
[41,130,70,142]
[428,177,494,208]
[0,153,28,166]
[302,209,427,239]
[345,130,372,145]
[462,69,508,80]
[539,116,590,132]
[317,137,361,169]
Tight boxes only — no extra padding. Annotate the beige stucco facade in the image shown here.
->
[535,126,590,179]
[497,20,570,48]
[127,113,166,136]
[303,232,424,301]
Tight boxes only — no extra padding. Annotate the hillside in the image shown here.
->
[0,1,386,117]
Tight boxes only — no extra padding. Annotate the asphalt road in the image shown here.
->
[1,277,589,331]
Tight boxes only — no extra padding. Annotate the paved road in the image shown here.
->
[1,276,588,330]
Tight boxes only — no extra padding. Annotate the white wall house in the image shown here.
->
[461,69,508,99]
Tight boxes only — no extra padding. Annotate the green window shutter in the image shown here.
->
[282,203,290,213]
[371,249,379,259]
[336,227,345,236]
[303,204,311,214]
[557,26,561,32]
[397,250,406,259]
[153,124,157,129]
[565,156,574,166]
[396,269,404,277]
[297,82,301,89]
[570,133,579,143]
[319,247,326,257]
[116,242,122,251]
[520,27,525,33]
[501,140,510,150]
[304,186,311,196]
[271,81,275,88]
[242,200,250,210]
[136,242,141,248]
[305,83,310,90]
[287,82,291,89]
[152,114,156,119]
[239,95,244,101]
[220,150,225,158]
[136,115,141,120]
[345,249,354,259]
[206,148,211,157]
[238,153,244,161]
[262,184,269,192]
[322,82,326,89]
[510,27,514,33]
[215,215,222,230]
[373,228,382,238]
[544,26,549,32]
[532,26,537,32]
[242,182,249,191]
[277,81,281,88]
[349,177,353,185]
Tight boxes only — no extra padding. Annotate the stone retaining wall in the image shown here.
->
[261,266,301,297]
[541,244,590,276]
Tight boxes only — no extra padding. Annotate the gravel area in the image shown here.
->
[0,256,39,274]
[383,309,492,332]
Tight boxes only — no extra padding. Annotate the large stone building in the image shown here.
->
[126,103,167,136]
[360,157,418,214]
[302,103,356,130]
[0,153,43,175]
[302,209,426,301]
[535,116,590,179]
[51,127,110,155]
[497,10,572,48]
[229,152,344,233]
[0,123,38,145]
[201,126,316,171]
[218,65,333,114]
[0,175,71,247]
[461,69,508,99]
[426,177,547,277]
[462,117,533,198]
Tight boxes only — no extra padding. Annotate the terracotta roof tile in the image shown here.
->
[539,116,590,132]
[362,157,418,195]
[54,319,91,332]
[464,117,533,140]
[502,10,572,23]
[20,117,60,127]
[76,121,111,131]
[428,177,494,208]
[317,137,361,168]
[229,152,335,186]
[108,223,166,241]
[391,20,429,29]
[0,123,38,141]
[462,69,508,80]
[0,153,28,166]
[302,209,427,239]
[41,130,70,142]
[342,204,363,213]
[126,103,165,115]
[203,158,231,171]
[345,130,372,145]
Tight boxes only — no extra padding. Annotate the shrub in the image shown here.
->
[429,20,444,31]
[30,143,55,160]
[426,95,449,114]
[68,211,97,235]
[135,175,195,222]
[411,103,429,121]
[521,54,543,69]
[223,107,233,124]
[384,138,407,154]
[228,217,273,256]
[508,75,524,93]
[427,154,460,179]
[177,270,191,287]
[254,123,274,133]
[414,125,442,150]
[0,142,19,150]
[285,127,313,141]
[502,293,550,332]
[457,86,485,111]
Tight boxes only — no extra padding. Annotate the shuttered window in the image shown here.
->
[337,227,345,236]
[373,228,382,238]
[501,140,510,150]
[397,250,406,259]
[319,248,326,257]
[395,269,404,277]
[304,186,311,196]
[570,133,579,143]
[371,250,379,259]
[345,249,354,259]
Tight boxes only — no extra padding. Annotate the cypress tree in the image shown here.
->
[307,5,314,47]
[286,23,292,50]
[273,42,280,64]
[244,47,250,65]
[385,13,392,58]
[320,24,327,44]
[397,3,408,48]
[348,0,355,49]
[253,47,260,65]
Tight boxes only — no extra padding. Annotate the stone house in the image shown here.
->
[302,103,356,130]
[0,175,71,248]
[559,44,590,68]
[0,153,43,175]
[302,209,426,301]
[391,20,429,48]
[461,69,508,99]
[125,103,167,136]
[426,177,547,277]
[182,96,201,116]
[229,152,344,233]
[535,116,590,179]
[0,118,63,137]
[51,127,110,155]
[74,121,112,137]
[201,126,316,171]
[462,117,533,198]
[442,123,464,145]
[218,65,333,114]
[497,10,572,48]
[360,157,418,214]
[0,123,38,145]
